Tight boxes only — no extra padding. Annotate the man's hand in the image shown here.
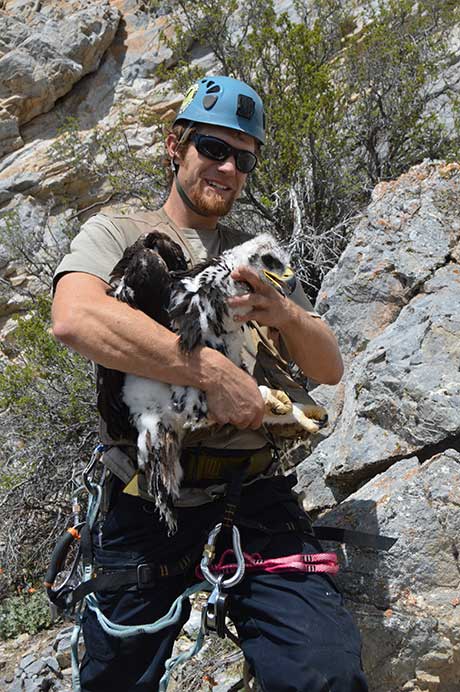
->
[228,266,295,329]
[228,266,344,386]
[202,349,265,429]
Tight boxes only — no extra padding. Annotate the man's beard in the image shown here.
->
[190,184,235,217]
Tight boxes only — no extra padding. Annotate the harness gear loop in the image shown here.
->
[45,445,107,611]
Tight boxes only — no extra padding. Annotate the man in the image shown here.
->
[52,76,367,691]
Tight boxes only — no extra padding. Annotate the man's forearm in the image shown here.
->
[52,273,266,429]
[52,273,221,390]
[279,301,344,385]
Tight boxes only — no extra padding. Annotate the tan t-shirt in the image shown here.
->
[54,207,317,452]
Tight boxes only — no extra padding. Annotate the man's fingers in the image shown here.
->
[205,359,265,430]
[234,308,264,323]
[232,266,271,294]
[250,413,265,429]
[230,293,266,309]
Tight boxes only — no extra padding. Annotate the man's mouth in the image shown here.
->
[205,179,231,192]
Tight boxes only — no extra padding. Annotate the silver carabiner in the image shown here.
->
[200,523,246,590]
[82,444,105,496]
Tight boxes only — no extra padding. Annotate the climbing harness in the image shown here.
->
[45,444,397,692]
[44,444,106,614]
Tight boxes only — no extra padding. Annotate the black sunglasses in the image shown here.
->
[189,133,258,174]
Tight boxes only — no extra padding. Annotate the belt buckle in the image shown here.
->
[137,563,155,588]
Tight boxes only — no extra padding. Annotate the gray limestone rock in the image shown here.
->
[22,678,44,692]
[52,626,74,650]
[19,654,36,671]
[297,162,460,508]
[0,107,23,157]
[24,658,47,676]
[6,679,24,692]
[323,261,460,483]
[316,162,459,364]
[0,13,31,57]
[42,657,60,675]
[316,450,460,691]
[0,1,120,147]
[0,172,40,203]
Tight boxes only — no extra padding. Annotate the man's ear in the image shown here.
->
[166,133,181,165]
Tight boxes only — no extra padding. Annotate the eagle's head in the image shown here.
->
[227,233,296,296]
[170,232,297,352]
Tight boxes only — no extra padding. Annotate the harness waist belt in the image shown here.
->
[64,550,201,609]
[181,446,273,484]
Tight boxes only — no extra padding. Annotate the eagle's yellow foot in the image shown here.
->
[291,406,327,434]
[262,388,293,415]
[301,404,328,427]
[259,386,328,439]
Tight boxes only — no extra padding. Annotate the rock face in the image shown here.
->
[296,162,460,691]
[316,450,460,692]
[297,162,460,509]
[0,1,120,156]
[0,624,81,691]
[0,0,206,210]
[1,1,460,691]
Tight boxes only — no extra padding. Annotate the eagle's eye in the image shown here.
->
[261,253,284,271]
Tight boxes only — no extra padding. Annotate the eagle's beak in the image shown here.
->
[263,266,296,296]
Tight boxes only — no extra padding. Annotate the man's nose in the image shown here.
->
[216,155,238,174]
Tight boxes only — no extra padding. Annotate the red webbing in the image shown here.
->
[196,549,338,580]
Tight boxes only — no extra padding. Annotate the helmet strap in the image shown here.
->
[174,177,215,218]
[170,121,214,218]
[169,121,195,175]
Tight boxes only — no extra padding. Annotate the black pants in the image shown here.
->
[80,476,368,692]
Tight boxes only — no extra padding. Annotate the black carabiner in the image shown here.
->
[44,523,84,611]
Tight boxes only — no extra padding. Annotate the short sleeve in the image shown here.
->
[289,279,321,317]
[53,214,126,291]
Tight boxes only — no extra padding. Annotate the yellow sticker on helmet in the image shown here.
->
[178,83,199,114]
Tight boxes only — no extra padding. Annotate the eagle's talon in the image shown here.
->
[259,388,328,439]
[301,404,328,424]
[261,387,293,415]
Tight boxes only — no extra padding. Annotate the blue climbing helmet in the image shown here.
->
[174,75,266,145]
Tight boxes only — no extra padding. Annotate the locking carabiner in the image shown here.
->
[200,523,245,641]
[200,522,245,590]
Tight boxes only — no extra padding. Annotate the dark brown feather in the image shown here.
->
[98,232,188,442]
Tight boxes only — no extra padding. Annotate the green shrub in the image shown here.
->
[153,0,460,294]
[0,590,52,640]
[0,295,96,584]
[0,207,96,587]
[51,115,168,210]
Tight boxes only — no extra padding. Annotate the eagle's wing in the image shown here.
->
[169,257,229,353]
[97,365,134,442]
[110,231,187,325]
[97,232,187,441]
[110,231,187,280]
